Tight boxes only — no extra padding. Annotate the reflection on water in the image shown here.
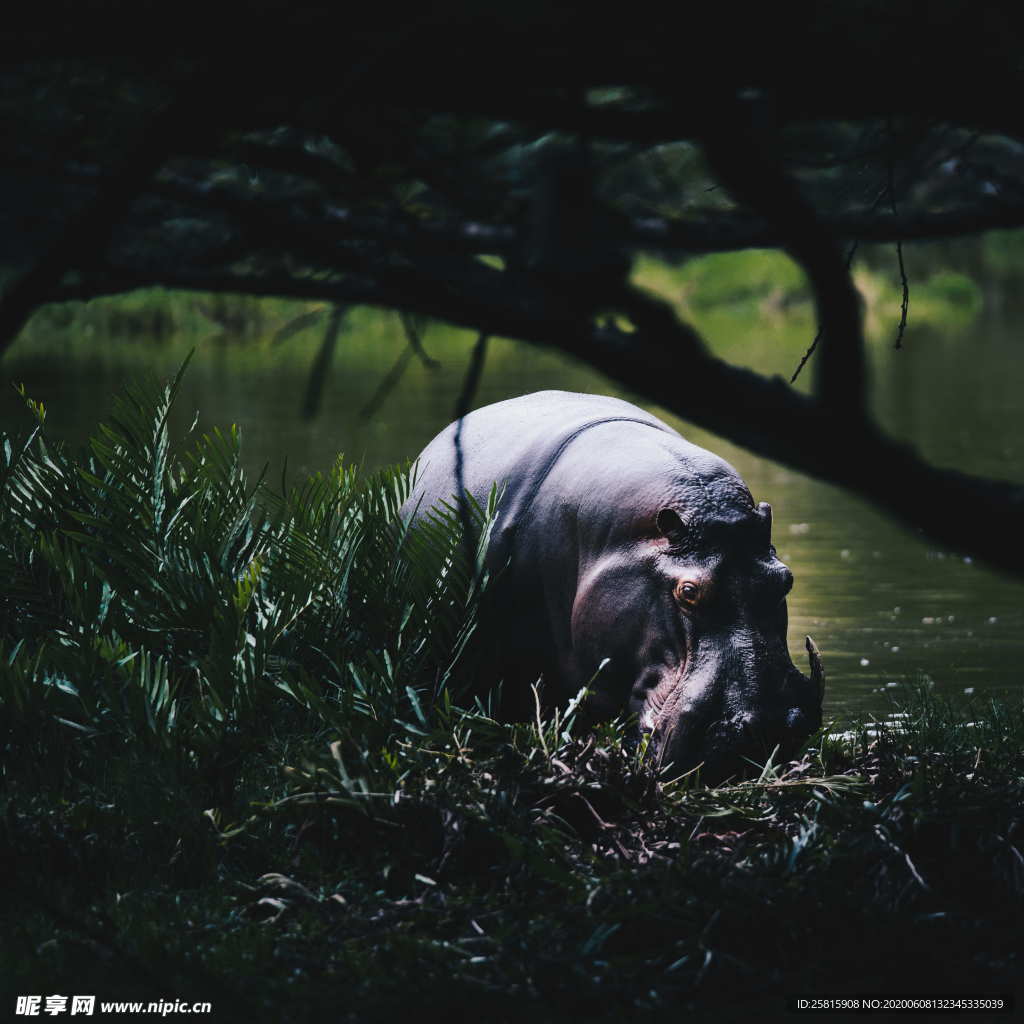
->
[3,288,1023,722]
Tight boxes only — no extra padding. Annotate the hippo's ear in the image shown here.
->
[656,508,687,545]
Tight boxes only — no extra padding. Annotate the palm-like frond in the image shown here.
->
[0,365,494,769]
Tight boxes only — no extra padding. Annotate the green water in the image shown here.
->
[3,253,1022,723]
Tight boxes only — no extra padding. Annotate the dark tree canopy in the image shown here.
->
[4,2,1024,573]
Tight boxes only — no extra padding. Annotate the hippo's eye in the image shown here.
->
[676,580,700,607]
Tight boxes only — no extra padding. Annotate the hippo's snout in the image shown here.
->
[653,714,806,782]
[652,715,795,781]
[650,641,826,784]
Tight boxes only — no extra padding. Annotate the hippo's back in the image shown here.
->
[403,391,677,555]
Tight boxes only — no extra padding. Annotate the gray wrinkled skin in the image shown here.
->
[402,391,823,782]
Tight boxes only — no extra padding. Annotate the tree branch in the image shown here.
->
[46,259,1024,578]
[700,95,866,417]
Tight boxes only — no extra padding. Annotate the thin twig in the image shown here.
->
[790,327,823,385]
[893,240,910,349]
[452,331,489,581]
[887,133,911,350]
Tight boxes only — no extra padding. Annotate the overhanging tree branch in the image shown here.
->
[44,257,1024,578]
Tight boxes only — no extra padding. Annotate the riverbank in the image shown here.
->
[4,687,1021,1020]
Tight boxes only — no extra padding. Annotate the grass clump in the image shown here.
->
[1,371,1022,1021]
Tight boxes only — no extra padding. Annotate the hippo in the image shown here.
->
[402,390,824,782]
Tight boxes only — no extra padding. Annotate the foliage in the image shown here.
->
[0,360,494,798]
[1,376,1022,1019]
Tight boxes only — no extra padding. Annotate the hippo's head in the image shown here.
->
[569,475,824,785]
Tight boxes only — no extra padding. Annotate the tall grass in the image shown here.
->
[0,359,494,803]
